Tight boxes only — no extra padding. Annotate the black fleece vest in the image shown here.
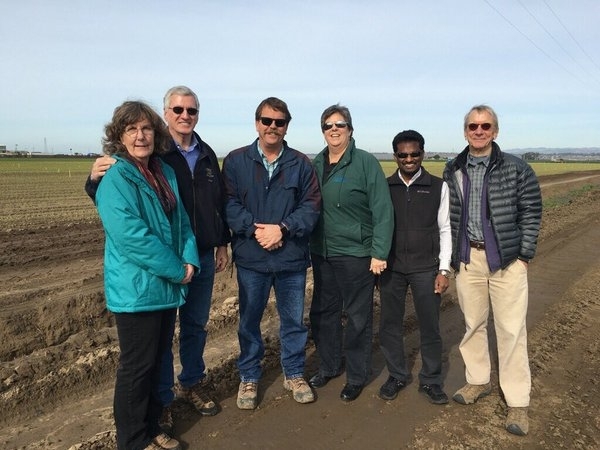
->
[387,170,443,273]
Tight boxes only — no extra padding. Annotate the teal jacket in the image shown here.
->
[96,155,200,313]
[310,138,393,260]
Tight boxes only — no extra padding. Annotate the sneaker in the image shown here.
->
[418,384,449,404]
[158,406,173,435]
[237,381,258,410]
[283,376,315,404]
[506,407,529,436]
[452,382,492,405]
[378,376,408,401]
[176,380,219,416]
[144,432,181,450]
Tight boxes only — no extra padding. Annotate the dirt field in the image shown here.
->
[1,170,599,450]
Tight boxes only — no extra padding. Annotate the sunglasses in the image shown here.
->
[467,123,492,131]
[259,117,287,127]
[169,106,198,116]
[395,151,422,159]
[322,121,349,131]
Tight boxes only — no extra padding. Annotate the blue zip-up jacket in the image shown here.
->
[222,139,321,273]
[96,155,200,313]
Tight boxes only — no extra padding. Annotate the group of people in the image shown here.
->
[88,86,542,449]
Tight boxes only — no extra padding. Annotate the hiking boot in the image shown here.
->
[506,407,529,436]
[378,376,408,401]
[452,382,492,405]
[283,376,315,404]
[176,380,219,416]
[144,432,181,450]
[158,406,173,435]
[237,381,258,410]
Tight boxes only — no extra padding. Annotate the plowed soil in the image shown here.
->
[1,171,599,450]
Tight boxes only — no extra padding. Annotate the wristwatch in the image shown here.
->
[279,223,289,238]
[438,270,450,278]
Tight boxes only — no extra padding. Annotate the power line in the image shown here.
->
[482,0,591,87]
[516,0,599,84]
[542,0,600,75]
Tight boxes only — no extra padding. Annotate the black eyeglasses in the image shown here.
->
[260,117,287,127]
[467,123,492,131]
[169,106,198,116]
[322,121,349,131]
[395,151,422,159]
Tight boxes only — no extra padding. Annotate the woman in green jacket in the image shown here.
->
[308,104,393,402]
[95,101,199,450]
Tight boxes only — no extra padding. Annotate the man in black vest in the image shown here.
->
[378,129,451,404]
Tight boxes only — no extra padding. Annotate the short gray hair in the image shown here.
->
[463,104,499,132]
[163,85,199,110]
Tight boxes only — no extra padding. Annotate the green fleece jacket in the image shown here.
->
[310,138,393,260]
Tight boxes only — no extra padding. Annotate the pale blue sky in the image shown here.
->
[2,0,599,155]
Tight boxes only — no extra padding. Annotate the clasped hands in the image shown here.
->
[254,223,284,251]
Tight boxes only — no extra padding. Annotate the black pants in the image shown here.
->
[379,269,443,385]
[114,308,177,450]
[310,254,375,386]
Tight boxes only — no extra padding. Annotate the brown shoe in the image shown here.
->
[452,382,492,405]
[144,432,181,450]
[175,380,219,416]
[506,407,529,436]
[237,381,258,410]
[283,377,315,404]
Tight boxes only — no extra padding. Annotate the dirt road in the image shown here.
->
[1,171,599,449]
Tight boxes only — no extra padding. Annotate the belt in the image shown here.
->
[469,240,485,250]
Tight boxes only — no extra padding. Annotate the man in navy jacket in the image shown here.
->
[222,97,321,410]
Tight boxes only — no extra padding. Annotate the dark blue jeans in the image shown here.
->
[113,308,176,450]
[379,269,443,385]
[159,249,214,405]
[236,265,308,382]
[310,254,375,386]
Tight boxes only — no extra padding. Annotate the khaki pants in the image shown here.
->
[456,248,531,407]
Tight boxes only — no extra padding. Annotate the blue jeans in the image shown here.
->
[114,308,176,450]
[379,269,443,385]
[159,249,214,405]
[310,254,375,386]
[236,265,308,382]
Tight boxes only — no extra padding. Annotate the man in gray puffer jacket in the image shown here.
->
[443,104,542,437]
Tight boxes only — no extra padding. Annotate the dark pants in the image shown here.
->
[114,308,177,450]
[379,269,443,385]
[310,254,375,386]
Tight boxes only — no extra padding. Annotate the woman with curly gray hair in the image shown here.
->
[95,101,199,450]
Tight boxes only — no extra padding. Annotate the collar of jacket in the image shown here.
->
[112,154,164,198]
[315,137,356,167]
[453,141,502,170]
[165,130,204,155]
[387,167,432,186]
[246,138,295,164]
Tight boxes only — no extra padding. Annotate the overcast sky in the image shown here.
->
[2,0,599,155]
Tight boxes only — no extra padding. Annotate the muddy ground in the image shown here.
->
[1,171,599,449]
